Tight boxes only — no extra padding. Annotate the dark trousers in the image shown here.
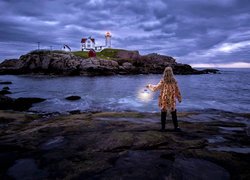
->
[161,110,179,130]
[171,110,179,129]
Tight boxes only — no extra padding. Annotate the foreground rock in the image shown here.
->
[0,95,46,111]
[0,110,249,179]
[0,50,219,76]
[0,90,11,95]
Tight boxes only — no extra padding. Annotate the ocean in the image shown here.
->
[0,68,250,113]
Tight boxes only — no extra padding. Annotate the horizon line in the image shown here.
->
[190,62,250,68]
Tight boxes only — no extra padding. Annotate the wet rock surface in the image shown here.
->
[7,158,48,180]
[168,157,230,180]
[0,110,249,179]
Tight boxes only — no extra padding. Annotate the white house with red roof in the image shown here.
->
[81,32,112,52]
[81,37,95,50]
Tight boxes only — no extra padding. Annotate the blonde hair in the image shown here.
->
[163,67,176,83]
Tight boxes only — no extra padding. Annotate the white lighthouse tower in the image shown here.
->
[105,32,111,48]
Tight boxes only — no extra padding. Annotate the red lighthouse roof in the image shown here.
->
[90,38,95,43]
[81,38,87,43]
[81,38,95,43]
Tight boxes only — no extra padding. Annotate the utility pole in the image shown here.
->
[37,42,40,50]
[50,46,53,51]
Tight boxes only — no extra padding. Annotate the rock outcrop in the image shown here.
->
[0,95,46,111]
[116,50,140,59]
[0,90,11,95]
[0,110,249,179]
[0,50,219,76]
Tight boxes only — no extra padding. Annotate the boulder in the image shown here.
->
[0,81,12,84]
[0,96,46,111]
[0,95,14,110]
[0,89,12,95]
[2,86,10,90]
[65,96,81,101]
[13,97,46,111]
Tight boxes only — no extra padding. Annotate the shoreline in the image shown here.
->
[3,107,250,123]
[0,109,249,179]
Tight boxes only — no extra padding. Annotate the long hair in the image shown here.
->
[162,67,176,83]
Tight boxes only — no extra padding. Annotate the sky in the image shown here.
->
[0,0,250,67]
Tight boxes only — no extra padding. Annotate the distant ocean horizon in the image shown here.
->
[0,68,250,114]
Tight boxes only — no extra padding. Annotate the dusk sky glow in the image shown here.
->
[0,0,250,67]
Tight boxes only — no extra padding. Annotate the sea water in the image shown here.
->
[0,68,249,113]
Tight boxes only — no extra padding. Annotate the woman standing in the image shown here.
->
[147,67,182,132]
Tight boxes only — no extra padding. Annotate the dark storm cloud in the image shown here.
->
[0,0,250,67]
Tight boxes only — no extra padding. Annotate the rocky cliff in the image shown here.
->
[0,50,218,75]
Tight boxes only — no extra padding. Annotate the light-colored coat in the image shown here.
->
[148,79,182,112]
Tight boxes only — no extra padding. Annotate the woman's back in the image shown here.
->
[147,67,182,131]
[159,81,181,112]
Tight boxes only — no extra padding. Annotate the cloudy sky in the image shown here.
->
[0,0,250,67]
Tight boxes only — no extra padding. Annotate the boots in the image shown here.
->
[171,110,181,132]
[160,111,166,131]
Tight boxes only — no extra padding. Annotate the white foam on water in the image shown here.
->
[30,96,93,113]
[117,97,143,108]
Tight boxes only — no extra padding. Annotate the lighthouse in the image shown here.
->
[81,32,112,51]
[105,32,111,48]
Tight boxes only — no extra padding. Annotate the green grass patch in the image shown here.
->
[98,48,121,58]
[72,48,135,60]
[28,48,135,60]
[72,51,89,58]
[29,50,71,55]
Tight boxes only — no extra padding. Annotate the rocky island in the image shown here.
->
[0,49,219,76]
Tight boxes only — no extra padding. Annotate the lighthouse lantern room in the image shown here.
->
[105,32,111,48]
